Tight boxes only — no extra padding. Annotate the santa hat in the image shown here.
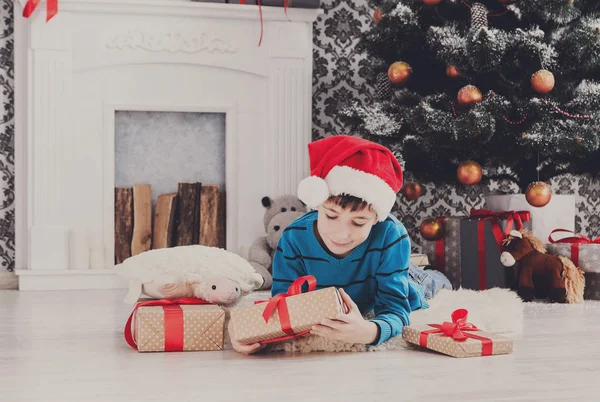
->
[297,135,403,222]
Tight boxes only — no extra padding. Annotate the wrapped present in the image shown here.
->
[546,229,600,273]
[402,309,513,358]
[584,273,600,300]
[484,194,575,244]
[229,275,346,345]
[23,0,58,21]
[422,209,531,290]
[124,298,225,352]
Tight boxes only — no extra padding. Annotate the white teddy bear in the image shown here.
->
[115,245,264,305]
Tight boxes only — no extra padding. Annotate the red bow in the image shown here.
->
[254,275,317,344]
[419,309,493,355]
[548,229,600,245]
[470,209,530,238]
[124,297,213,351]
[23,0,58,22]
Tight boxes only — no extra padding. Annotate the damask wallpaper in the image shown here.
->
[0,0,14,274]
[0,1,598,276]
[311,0,600,253]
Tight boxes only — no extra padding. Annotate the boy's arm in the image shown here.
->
[368,223,412,346]
[270,230,307,296]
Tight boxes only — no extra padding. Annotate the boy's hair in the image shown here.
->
[325,194,371,212]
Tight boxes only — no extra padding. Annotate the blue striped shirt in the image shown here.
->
[271,210,428,346]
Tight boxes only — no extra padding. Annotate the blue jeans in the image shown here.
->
[408,263,452,300]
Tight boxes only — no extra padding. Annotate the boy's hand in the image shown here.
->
[228,320,267,355]
[310,288,379,345]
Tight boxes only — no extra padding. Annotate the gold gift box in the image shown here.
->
[229,287,346,345]
[402,325,513,358]
[134,304,225,352]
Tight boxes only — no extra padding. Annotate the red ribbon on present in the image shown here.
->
[23,0,58,22]
[418,309,493,356]
[434,217,446,274]
[469,209,531,249]
[548,229,600,267]
[253,275,317,344]
[124,297,213,351]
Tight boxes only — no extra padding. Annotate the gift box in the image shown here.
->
[402,309,513,358]
[422,209,531,290]
[228,276,346,345]
[584,273,600,300]
[124,298,225,352]
[546,229,600,273]
[484,194,575,244]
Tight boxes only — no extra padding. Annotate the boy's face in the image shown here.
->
[316,200,377,257]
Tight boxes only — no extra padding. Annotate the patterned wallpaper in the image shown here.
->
[0,0,14,274]
[1,1,598,274]
[311,0,600,253]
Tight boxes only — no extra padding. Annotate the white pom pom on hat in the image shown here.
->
[297,175,330,209]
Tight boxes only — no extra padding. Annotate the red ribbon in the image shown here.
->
[418,309,493,356]
[23,0,58,22]
[470,209,531,250]
[253,275,317,344]
[124,297,213,351]
[548,229,600,267]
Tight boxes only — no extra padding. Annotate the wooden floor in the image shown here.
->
[1,289,599,402]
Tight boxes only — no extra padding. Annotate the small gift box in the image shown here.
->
[124,298,225,352]
[422,209,531,290]
[228,275,347,345]
[546,229,600,273]
[402,309,513,358]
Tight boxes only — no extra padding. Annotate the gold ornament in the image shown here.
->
[402,182,422,201]
[420,218,445,241]
[457,85,483,107]
[531,70,555,94]
[388,62,412,85]
[374,8,382,24]
[446,65,461,79]
[525,182,552,207]
[457,160,483,185]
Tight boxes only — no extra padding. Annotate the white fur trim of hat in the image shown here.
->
[297,165,396,222]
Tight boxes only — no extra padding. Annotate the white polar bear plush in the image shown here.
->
[115,245,264,305]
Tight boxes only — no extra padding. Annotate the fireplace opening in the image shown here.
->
[113,110,226,264]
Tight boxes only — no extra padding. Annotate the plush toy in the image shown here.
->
[115,245,264,305]
[500,229,585,303]
[248,195,306,289]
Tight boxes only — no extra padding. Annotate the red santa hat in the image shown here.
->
[297,135,403,222]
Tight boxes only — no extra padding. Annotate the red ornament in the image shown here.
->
[531,70,555,94]
[423,0,442,5]
[457,85,483,107]
[420,218,445,241]
[402,182,422,201]
[374,8,382,24]
[525,182,552,207]
[457,160,483,185]
[388,62,412,85]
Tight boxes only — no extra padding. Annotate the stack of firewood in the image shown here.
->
[114,182,226,264]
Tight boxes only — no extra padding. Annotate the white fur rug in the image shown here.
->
[223,287,524,353]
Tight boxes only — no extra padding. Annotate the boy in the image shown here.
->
[231,135,449,354]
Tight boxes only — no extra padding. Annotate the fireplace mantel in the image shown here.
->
[15,0,322,290]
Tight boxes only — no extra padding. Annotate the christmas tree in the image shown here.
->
[340,0,600,193]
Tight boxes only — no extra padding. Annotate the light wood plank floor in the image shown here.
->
[1,289,599,402]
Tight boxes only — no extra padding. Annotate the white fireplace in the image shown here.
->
[14,0,321,290]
